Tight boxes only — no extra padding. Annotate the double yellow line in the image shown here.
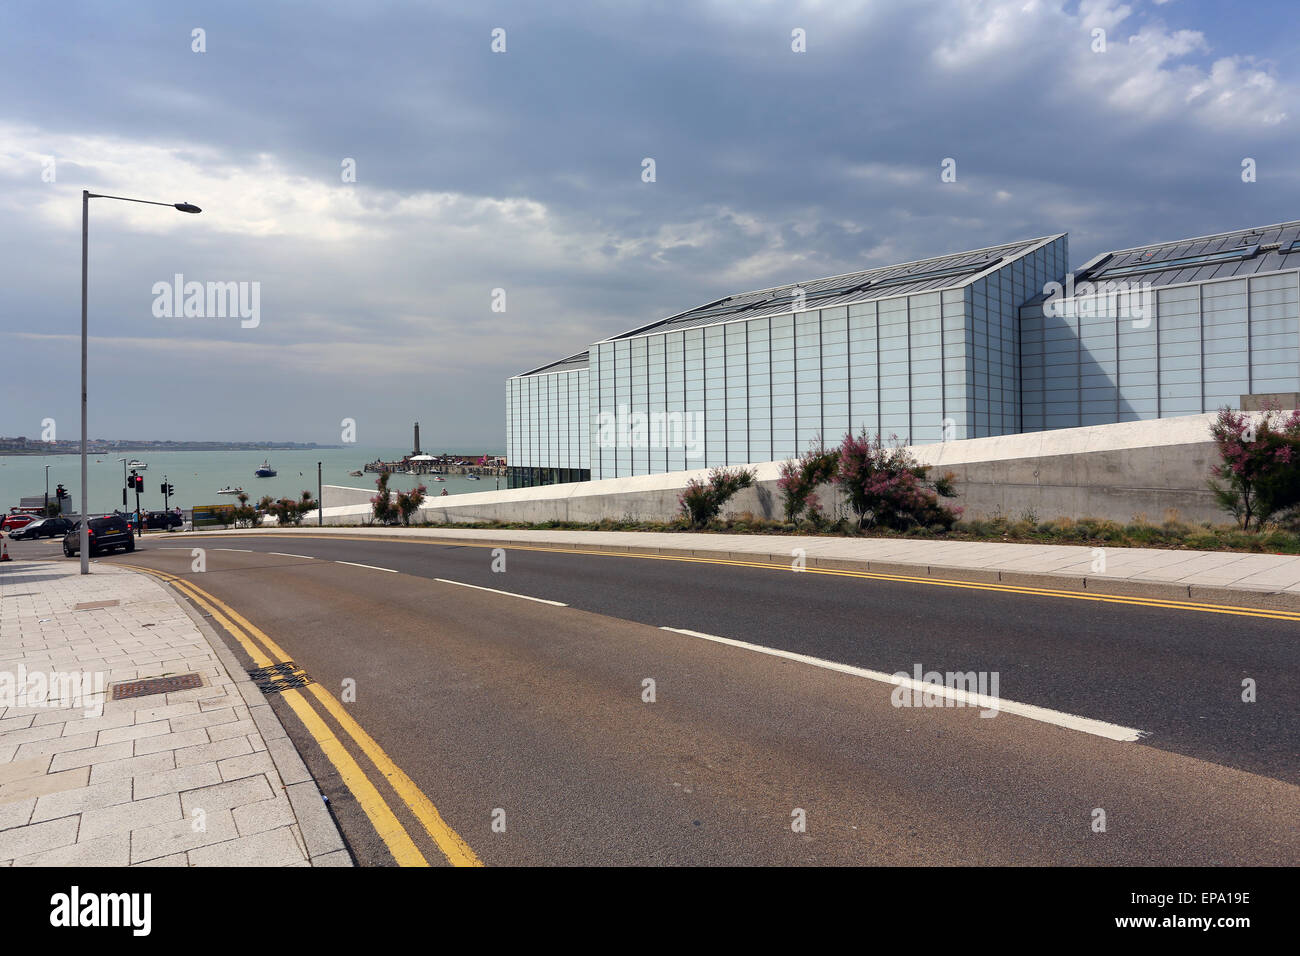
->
[122,563,482,868]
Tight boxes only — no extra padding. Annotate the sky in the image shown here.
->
[1,0,1297,448]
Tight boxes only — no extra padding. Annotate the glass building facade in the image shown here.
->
[506,221,1300,487]
[1021,226,1300,430]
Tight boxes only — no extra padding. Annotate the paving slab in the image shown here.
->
[0,557,349,867]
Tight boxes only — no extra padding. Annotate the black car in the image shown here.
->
[63,515,135,557]
[144,510,183,530]
[9,517,75,540]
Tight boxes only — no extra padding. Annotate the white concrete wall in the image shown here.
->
[320,411,1257,527]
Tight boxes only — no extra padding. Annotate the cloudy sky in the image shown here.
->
[1,0,1296,448]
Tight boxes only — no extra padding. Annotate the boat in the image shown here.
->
[128,459,147,470]
[348,470,363,477]
[217,486,243,496]
[255,460,277,478]
[465,474,481,481]
[433,476,445,482]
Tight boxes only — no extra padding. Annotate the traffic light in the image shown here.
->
[133,475,144,493]
[55,484,67,500]
[160,482,167,495]
[167,484,175,497]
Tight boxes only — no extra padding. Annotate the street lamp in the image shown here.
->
[44,464,50,514]
[80,191,202,574]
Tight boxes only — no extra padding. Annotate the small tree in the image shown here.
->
[394,483,427,526]
[1208,406,1300,530]
[233,491,259,528]
[834,431,961,531]
[371,472,396,526]
[678,466,756,528]
[778,443,840,523]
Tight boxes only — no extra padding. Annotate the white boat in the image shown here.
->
[128,459,147,470]
[465,474,481,481]
[217,486,243,496]
[433,476,445,482]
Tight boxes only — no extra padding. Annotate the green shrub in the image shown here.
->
[678,466,757,528]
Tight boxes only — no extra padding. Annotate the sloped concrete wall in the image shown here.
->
[321,412,1247,527]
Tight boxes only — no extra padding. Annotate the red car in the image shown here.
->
[2,513,39,532]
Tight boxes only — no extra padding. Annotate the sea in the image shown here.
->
[0,446,504,515]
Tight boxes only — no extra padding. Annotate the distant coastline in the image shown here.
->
[0,441,342,455]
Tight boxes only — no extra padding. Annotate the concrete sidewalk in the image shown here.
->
[187,525,1300,612]
[0,557,350,866]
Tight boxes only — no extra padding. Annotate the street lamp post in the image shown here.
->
[80,191,201,574]
[44,464,50,514]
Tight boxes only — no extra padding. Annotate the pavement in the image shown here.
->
[190,525,1300,610]
[0,554,350,867]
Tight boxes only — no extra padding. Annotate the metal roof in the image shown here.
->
[595,234,1063,343]
[1075,219,1300,288]
[516,351,589,378]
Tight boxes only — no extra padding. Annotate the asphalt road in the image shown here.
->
[11,532,1299,866]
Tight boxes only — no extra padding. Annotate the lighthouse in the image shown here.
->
[412,422,421,457]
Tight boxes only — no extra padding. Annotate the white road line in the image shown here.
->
[214,548,253,552]
[268,552,315,559]
[435,578,567,607]
[658,626,1148,743]
[336,560,398,573]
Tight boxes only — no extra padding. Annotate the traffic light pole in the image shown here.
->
[162,475,169,511]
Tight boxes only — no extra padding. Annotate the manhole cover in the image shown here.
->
[248,662,313,694]
[111,673,204,700]
[75,600,120,610]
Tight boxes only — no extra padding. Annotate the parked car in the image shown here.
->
[143,510,183,530]
[9,516,75,540]
[2,513,39,532]
[63,515,134,557]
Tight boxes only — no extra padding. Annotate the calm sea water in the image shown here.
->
[0,446,504,515]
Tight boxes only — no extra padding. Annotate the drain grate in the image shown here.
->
[112,673,204,700]
[248,661,313,694]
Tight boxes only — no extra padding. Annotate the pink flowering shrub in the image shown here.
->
[679,466,757,528]
[1208,405,1300,530]
[395,483,428,526]
[833,431,961,531]
[371,472,397,525]
[777,444,840,523]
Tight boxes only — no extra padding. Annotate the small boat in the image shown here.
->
[128,459,147,469]
[348,470,363,477]
[433,476,445,482]
[217,486,243,496]
[255,460,277,478]
[465,474,480,481]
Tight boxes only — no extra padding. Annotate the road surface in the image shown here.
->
[8,532,1297,866]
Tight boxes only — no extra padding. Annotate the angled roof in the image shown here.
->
[1075,219,1300,288]
[516,350,589,378]
[594,234,1064,343]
